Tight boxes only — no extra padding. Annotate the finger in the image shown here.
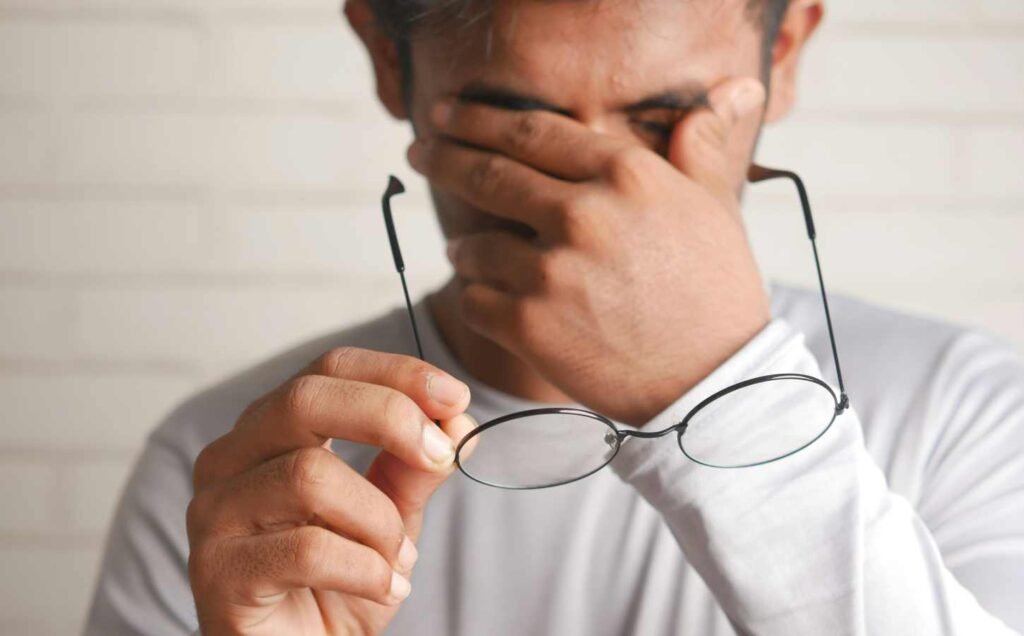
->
[668,77,766,203]
[188,446,415,570]
[408,136,570,241]
[429,98,621,181]
[446,231,547,294]
[366,412,478,540]
[209,525,411,607]
[196,376,462,486]
[297,347,471,419]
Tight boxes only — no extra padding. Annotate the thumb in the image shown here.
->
[364,413,478,541]
[668,77,766,203]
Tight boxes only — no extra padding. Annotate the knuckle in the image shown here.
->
[382,389,419,436]
[234,401,260,429]
[689,117,724,155]
[606,146,653,189]
[704,111,729,145]
[469,153,504,196]
[555,196,592,243]
[282,374,325,421]
[372,495,406,557]
[292,526,329,580]
[285,447,329,495]
[192,444,216,489]
[316,346,359,377]
[507,112,543,154]
[191,434,235,489]
[505,295,531,336]
[533,249,560,289]
[391,356,431,392]
[185,493,211,537]
[368,552,396,600]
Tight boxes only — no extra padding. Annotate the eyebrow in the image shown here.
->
[458,82,574,116]
[623,87,709,113]
[456,80,709,116]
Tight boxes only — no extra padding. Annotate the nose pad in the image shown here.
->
[604,431,618,448]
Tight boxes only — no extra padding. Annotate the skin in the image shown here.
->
[186,0,823,633]
[188,351,477,634]
[370,0,822,424]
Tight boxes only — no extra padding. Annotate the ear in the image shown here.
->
[344,0,408,120]
[763,0,824,123]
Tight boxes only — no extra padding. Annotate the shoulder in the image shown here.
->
[771,282,1024,497]
[771,281,1021,400]
[149,304,414,468]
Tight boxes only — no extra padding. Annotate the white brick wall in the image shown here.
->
[0,2,1021,633]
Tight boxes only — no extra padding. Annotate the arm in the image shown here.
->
[611,319,1024,635]
[83,434,197,636]
[400,66,1024,633]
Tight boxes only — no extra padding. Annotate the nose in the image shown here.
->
[578,113,629,141]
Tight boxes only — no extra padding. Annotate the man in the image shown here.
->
[85,0,1024,633]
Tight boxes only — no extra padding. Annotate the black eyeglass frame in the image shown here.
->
[381,165,850,489]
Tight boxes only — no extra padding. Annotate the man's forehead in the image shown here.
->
[417,0,754,110]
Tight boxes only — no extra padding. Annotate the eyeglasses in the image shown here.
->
[381,164,850,490]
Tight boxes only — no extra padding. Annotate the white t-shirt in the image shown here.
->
[84,282,1024,635]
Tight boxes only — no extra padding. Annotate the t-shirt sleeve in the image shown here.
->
[83,430,198,636]
[913,330,1024,630]
[610,318,1024,635]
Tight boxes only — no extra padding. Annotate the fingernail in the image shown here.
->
[427,372,468,407]
[456,413,482,460]
[422,421,456,466]
[731,81,765,118]
[397,536,418,570]
[387,571,412,604]
[407,140,424,171]
[430,98,454,127]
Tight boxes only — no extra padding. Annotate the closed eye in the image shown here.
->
[632,119,675,138]
[630,106,690,138]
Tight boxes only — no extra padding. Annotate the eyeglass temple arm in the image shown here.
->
[382,175,427,362]
[748,164,849,411]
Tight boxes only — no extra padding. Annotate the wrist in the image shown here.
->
[610,317,807,485]
[625,307,772,427]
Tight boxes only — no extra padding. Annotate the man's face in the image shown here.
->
[405,0,766,238]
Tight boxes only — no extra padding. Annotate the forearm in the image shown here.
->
[611,320,1019,635]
